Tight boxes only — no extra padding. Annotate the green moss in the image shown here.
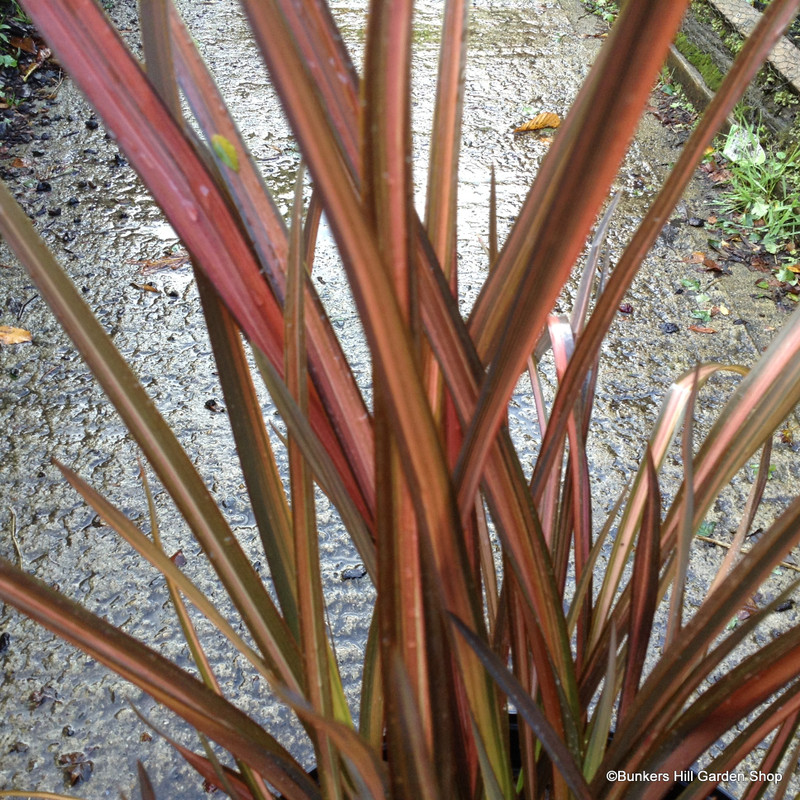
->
[412,23,439,45]
[674,31,725,92]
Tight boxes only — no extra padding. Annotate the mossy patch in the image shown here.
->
[412,22,440,45]
[674,31,725,92]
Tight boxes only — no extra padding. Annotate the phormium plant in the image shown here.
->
[2,0,800,798]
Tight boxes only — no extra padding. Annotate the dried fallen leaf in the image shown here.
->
[514,112,561,133]
[786,264,800,274]
[126,252,190,274]
[737,593,763,621]
[21,60,44,82]
[686,251,705,263]
[129,282,160,293]
[58,752,93,786]
[702,256,721,271]
[9,36,37,54]
[688,324,717,334]
[0,325,32,344]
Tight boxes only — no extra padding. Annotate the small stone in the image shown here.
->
[688,216,705,227]
[0,632,10,653]
[341,565,367,581]
[776,599,795,613]
[660,322,680,334]
[47,207,62,217]
[85,118,99,130]
[733,318,748,326]
[35,180,51,192]
[204,398,225,413]
[67,196,79,206]
[9,741,28,754]
[62,725,75,737]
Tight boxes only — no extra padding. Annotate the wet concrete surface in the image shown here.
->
[1,0,800,797]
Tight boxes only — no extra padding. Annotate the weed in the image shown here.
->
[697,520,716,537]
[691,292,713,323]
[774,87,799,107]
[777,264,800,283]
[0,0,27,21]
[0,21,18,68]
[749,462,777,480]
[681,277,702,291]
[581,0,619,25]
[715,118,800,255]
[679,278,722,324]
[656,66,699,131]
